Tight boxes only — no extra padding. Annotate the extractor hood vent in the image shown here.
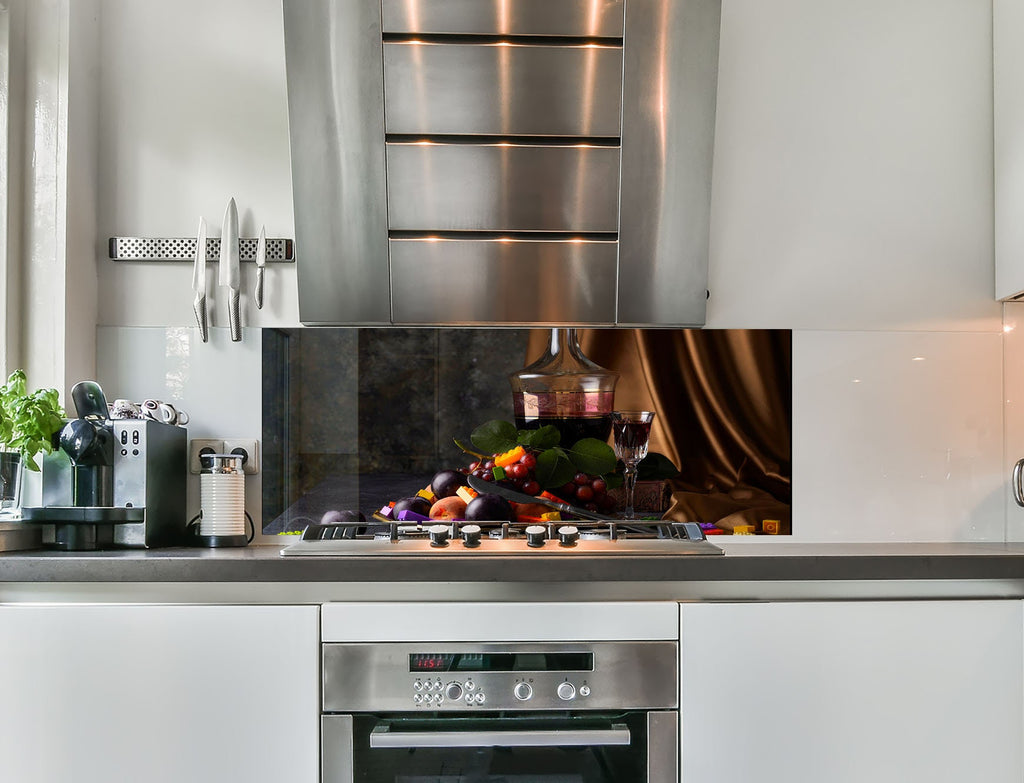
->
[284,0,721,327]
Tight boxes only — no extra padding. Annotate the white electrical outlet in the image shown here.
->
[189,439,224,474]
[223,438,260,475]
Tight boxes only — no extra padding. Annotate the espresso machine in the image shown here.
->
[22,381,187,550]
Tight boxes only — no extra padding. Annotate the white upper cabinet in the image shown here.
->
[995,0,1024,300]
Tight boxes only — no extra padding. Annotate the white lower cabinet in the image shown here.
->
[679,600,1023,783]
[0,604,319,783]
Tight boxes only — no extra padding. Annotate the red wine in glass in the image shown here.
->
[610,411,656,519]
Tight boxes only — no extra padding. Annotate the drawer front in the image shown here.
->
[386,143,621,232]
[381,0,625,37]
[384,42,623,137]
[390,239,617,324]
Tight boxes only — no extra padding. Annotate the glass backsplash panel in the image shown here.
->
[262,328,792,536]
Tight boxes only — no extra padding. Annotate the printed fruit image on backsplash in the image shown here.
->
[376,419,680,526]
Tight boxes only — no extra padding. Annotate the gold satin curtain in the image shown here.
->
[525,329,792,533]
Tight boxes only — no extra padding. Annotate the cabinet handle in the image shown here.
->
[1013,459,1024,507]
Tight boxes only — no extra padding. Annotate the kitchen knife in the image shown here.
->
[254,224,266,309]
[192,217,209,342]
[219,197,241,341]
[466,474,617,521]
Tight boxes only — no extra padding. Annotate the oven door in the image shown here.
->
[323,711,677,783]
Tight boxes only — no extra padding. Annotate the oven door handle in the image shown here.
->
[369,722,631,749]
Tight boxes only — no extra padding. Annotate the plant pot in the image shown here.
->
[0,451,22,517]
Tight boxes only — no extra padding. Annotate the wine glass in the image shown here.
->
[610,411,655,520]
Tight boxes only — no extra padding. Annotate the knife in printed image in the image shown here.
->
[219,197,241,342]
[254,224,266,310]
[192,216,209,342]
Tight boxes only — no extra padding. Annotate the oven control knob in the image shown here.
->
[557,525,579,546]
[461,524,482,548]
[557,682,576,701]
[579,685,591,697]
[445,682,464,701]
[513,682,533,701]
[525,525,547,547]
[428,524,450,547]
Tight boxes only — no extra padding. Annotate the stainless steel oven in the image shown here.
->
[321,641,678,782]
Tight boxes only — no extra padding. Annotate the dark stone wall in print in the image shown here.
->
[263,327,530,530]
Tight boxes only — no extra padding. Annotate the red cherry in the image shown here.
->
[522,480,541,496]
[520,453,538,470]
[590,478,607,493]
[573,472,589,486]
[575,485,594,502]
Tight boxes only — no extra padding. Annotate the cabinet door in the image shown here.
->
[0,604,319,783]
[679,601,1023,783]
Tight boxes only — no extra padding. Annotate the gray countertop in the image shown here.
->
[3,541,1024,588]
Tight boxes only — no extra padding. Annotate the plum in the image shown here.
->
[393,496,431,517]
[431,469,467,499]
[321,509,365,525]
[465,493,515,523]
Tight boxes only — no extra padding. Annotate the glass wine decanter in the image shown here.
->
[509,328,618,445]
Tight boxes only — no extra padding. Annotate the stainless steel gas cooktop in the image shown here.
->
[280,519,723,557]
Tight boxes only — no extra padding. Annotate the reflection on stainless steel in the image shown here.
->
[284,0,721,326]
[647,712,679,781]
[390,238,617,324]
[384,42,623,137]
[323,641,678,712]
[618,0,722,326]
[386,143,621,231]
[283,0,391,325]
[382,0,625,37]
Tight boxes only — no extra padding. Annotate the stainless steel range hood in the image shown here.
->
[283,0,721,327]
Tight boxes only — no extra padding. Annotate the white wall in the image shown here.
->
[88,0,1004,542]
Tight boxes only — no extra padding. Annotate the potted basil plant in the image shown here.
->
[0,370,65,515]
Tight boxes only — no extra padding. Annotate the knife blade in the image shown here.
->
[219,197,241,341]
[254,224,266,310]
[191,217,209,342]
[465,475,616,521]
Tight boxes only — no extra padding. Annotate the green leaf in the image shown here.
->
[470,420,518,455]
[534,448,575,489]
[516,425,561,450]
[637,452,680,480]
[565,438,617,476]
[0,370,65,471]
[603,472,624,490]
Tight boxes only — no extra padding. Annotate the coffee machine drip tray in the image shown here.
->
[20,506,146,551]
[21,507,145,523]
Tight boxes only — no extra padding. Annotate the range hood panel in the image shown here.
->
[386,143,621,233]
[383,42,624,137]
[284,0,721,327]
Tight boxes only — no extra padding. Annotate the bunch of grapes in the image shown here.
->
[463,451,616,513]
[551,472,616,513]
[465,451,541,497]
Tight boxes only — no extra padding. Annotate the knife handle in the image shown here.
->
[228,289,241,342]
[193,294,209,343]
[254,267,265,310]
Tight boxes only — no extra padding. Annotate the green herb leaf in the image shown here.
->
[535,448,575,489]
[0,371,64,471]
[470,420,518,455]
[516,425,561,449]
[565,438,617,476]
[637,452,680,480]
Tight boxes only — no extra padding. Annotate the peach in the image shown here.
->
[429,496,468,520]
